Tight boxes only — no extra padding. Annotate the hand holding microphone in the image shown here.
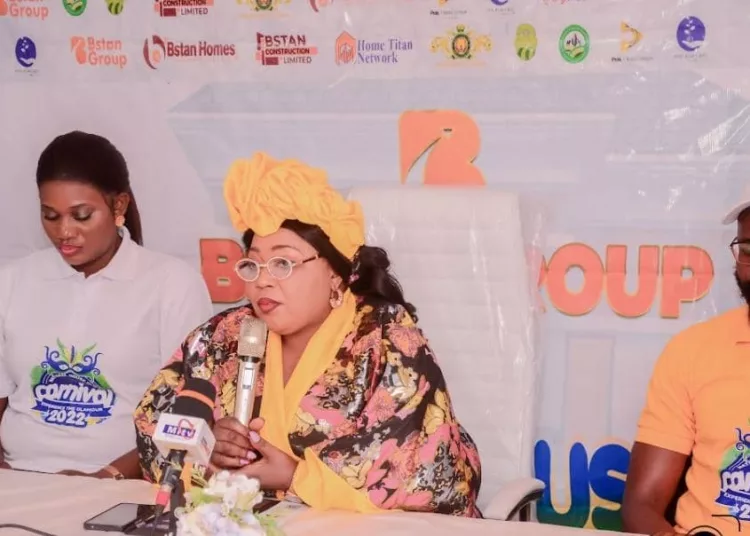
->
[208,315,297,492]
[211,315,268,470]
[234,315,268,425]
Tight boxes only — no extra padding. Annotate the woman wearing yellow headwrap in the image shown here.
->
[134,153,482,517]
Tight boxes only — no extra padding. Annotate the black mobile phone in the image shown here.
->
[83,503,157,533]
[254,496,281,513]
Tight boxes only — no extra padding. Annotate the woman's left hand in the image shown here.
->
[236,418,298,492]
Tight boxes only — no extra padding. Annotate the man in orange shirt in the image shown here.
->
[622,201,750,536]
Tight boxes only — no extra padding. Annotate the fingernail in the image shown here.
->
[240,458,249,465]
[249,431,260,443]
[247,451,257,461]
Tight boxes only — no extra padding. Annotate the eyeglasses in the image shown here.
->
[730,238,750,265]
[234,255,319,282]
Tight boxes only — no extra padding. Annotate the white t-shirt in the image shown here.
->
[0,234,213,473]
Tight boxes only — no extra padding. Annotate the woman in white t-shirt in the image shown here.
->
[0,131,213,479]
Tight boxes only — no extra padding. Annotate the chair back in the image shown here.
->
[347,186,540,510]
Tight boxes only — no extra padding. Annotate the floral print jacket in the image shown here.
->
[133,300,482,517]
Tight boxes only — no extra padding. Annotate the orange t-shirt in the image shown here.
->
[637,306,750,535]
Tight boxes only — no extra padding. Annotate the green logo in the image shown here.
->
[105,0,125,15]
[559,24,590,64]
[515,23,537,61]
[63,0,87,16]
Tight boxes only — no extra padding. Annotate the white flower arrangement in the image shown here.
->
[175,471,283,536]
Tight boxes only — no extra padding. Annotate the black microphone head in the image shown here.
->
[171,377,217,424]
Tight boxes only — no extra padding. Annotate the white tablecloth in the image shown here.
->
[0,470,617,536]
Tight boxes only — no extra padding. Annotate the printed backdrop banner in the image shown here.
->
[2,0,750,530]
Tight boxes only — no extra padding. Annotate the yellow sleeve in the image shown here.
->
[290,448,384,513]
[636,332,696,455]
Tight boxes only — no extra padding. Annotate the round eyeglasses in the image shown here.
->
[234,255,319,282]
[730,238,750,265]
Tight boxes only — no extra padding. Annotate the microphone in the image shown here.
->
[152,378,217,517]
[233,316,268,426]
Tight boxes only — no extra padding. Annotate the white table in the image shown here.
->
[0,469,613,535]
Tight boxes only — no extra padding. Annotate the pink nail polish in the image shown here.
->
[240,458,249,465]
[249,431,260,443]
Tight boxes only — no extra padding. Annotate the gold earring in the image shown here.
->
[114,215,125,228]
[329,288,343,308]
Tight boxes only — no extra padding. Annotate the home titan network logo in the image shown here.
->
[15,36,36,68]
[256,33,317,66]
[143,35,236,69]
[154,0,213,17]
[70,36,127,68]
[0,0,49,19]
[430,24,491,61]
[334,32,414,65]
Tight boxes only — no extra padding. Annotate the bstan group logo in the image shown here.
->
[0,0,49,19]
[70,36,127,68]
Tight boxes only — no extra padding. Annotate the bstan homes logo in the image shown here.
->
[143,34,236,69]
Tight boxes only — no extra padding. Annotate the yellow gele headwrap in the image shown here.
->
[223,152,365,260]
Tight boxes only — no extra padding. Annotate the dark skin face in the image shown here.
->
[39,180,129,277]
[734,211,750,304]
[621,213,750,535]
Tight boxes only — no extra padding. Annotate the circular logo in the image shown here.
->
[559,24,590,63]
[62,0,87,16]
[15,37,36,68]
[255,0,273,10]
[490,0,509,4]
[515,23,537,61]
[143,35,167,70]
[677,16,705,52]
